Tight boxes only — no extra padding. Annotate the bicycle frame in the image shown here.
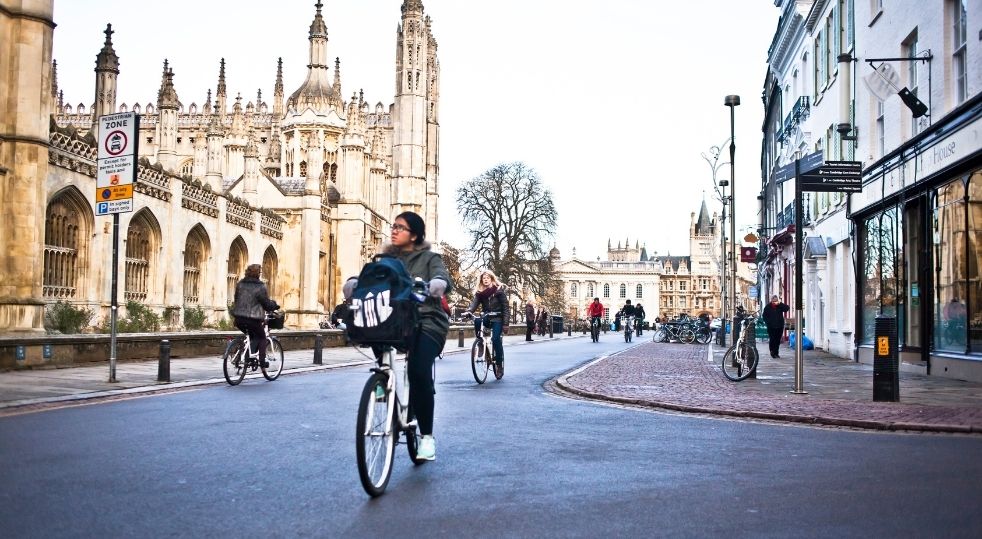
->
[370,347,411,431]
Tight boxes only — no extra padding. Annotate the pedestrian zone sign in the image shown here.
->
[96,112,138,214]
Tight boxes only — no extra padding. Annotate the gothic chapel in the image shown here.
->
[0,1,441,332]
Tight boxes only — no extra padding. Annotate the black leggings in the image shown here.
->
[234,317,265,359]
[408,331,443,436]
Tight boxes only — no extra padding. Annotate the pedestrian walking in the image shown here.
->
[539,307,549,337]
[762,295,790,358]
[525,300,535,341]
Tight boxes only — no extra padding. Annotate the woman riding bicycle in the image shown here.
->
[231,263,280,368]
[343,211,450,461]
[466,271,509,379]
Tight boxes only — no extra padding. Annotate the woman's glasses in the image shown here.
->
[391,223,411,233]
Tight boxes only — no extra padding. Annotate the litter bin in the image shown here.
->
[873,314,899,402]
[551,315,564,334]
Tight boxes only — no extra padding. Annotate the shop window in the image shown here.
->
[933,178,967,352]
[860,207,903,344]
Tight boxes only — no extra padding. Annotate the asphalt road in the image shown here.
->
[2,337,981,538]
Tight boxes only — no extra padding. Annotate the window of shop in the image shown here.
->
[932,173,981,353]
[861,207,904,344]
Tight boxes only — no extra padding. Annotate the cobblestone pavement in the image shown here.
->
[0,331,581,413]
[556,341,982,434]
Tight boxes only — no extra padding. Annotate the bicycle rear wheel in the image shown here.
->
[222,338,247,386]
[721,342,759,381]
[261,337,284,381]
[471,340,489,384]
[679,328,696,344]
[356,372,395,497]
[694,327,712,344]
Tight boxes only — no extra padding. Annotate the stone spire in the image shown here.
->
[272,57,284,119]
[286,2,339,114]
[156,59,179,109]
[333,57,342,96]
[95,24,119,73]
[231,93,245,136]
[216,58,227,117]
[51,59,58,101]
[93,23,119,124]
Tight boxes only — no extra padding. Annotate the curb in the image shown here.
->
[551,351,981,435]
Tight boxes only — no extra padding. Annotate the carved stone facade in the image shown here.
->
[1,1,441,333]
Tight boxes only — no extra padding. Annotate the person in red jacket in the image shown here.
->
[587,297,605,328]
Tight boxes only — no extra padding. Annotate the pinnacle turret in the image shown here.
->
[95,24,119,73]
[156,59,180,109]
[51,59,58,100]
[309,1,328,39]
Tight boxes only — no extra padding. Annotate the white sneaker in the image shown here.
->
[416,435,435,461]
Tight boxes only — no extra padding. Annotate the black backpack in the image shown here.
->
[343,255,419,351]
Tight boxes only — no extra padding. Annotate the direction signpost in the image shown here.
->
[96,112,139,382]
[780,151,863,394]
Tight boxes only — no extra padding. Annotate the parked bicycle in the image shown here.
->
[354,279,430,497]
[721,312,760,381]
[652,321,695,344]
[222,311,284,385]
[462,311,500,383]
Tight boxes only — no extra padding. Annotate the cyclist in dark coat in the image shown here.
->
[232,264,280,364]
[343,211,450,461]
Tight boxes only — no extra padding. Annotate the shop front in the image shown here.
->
[852,96,982,382]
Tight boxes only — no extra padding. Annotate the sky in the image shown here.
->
[52,0,780,261]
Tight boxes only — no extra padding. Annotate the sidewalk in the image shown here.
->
[0,330,581,413]
[556,340,982,434]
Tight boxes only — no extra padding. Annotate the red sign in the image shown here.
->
[740,246,757,263]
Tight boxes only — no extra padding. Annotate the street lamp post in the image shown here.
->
[701,141,730,346]
[725,95,740,328]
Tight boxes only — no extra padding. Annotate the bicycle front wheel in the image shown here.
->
[652,328,668,343]
[471,340,489,384]
[261,337,284,381]
[222,338,247,386]
[624,329,632,343]
[721,343,759,381]
[694,327,712,345]
[356,372,395,497]
[592,326,599,342]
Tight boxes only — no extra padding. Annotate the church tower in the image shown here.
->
[391,0,430,226]
[92,24,119,131]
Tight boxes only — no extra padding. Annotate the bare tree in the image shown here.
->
[456,162,558,298]
[437,241,474,308]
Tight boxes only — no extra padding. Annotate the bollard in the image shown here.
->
[157,339,171,382]
[313,333,323,365]
[458,329,464,347]
[567,325,572,336]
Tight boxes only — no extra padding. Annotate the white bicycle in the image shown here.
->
[354,279,430,497]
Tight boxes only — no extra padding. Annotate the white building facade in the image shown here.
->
[761,0,982,382]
